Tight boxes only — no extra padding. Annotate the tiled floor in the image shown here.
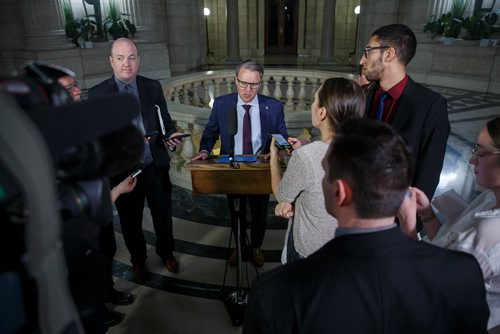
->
[107,81,500,334]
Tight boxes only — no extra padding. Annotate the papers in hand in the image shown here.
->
[155,104,166,136]
[431,189,468,222]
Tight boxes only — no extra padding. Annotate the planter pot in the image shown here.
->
[479,38,490,47]
[443,37,454,45]
[84,41,93,49]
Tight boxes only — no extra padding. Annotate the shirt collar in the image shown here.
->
[237,94,259,108]
[376,74,408,100]
[335,223,398,238]
[114,77,138,92]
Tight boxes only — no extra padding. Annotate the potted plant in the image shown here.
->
[62,0,79,47]
[424,0,468,44]
[463,11,499,45]
[77,15,97,48]
[103,0,137,40]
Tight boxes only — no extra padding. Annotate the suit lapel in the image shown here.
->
[391,78,416,131]
[365,83,378,117]
[258,94,270,143]
[135,76,152,132]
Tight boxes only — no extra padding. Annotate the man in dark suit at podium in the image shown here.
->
[192,59,288,266]
[244,118,488,334]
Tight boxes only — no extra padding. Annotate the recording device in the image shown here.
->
[227,107,239,169]
[0,61,144,333]
[271,133,292,152]
[130,168,143,178]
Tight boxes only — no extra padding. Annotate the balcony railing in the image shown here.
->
[162,69,357,163]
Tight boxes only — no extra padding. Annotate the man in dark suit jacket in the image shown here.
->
[192,59,288,266]
[89,38,186,282]
[244,118,489,334]
[360,24,450,199]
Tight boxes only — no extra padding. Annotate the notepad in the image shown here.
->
[217,155,258,163]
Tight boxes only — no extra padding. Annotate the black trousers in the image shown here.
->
[98,222,116,300]
[227,194,269,248]
[113,164,174,265]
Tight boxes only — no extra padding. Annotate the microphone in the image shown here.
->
[226,107,238,169]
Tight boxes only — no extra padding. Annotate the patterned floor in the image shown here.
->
[107,83,500,334]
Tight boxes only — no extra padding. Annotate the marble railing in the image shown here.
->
[162,69,357,164]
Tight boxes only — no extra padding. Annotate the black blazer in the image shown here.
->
[244,228,489,334]
[365,78,450,198]
[88,75,176,176]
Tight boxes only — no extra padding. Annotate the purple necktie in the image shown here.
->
[242,104,253,154]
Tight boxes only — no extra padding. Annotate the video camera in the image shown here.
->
[0,61,144,333]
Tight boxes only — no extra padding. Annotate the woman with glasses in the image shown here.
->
[270,77,365,264]
[399,116,500,331]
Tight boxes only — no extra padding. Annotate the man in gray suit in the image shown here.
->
[243,118,488,334]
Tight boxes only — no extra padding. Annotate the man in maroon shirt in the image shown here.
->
[360,24,450,200]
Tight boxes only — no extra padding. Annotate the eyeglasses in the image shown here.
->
[236,78,261,90]
[64,81,79,94]
[113,56,138,63]
[471,145,500,159]
[363,45,390,58]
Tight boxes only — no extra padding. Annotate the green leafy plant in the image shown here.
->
[463,11,499,39]
[103,0,137,40]
[62,0,79,46]
[424,0,468,39]
[78,15,98,42]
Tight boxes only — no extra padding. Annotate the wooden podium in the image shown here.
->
[185,155,272,326]
[185,155,273,195]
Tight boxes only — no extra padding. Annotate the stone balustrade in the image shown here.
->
[162,69,358,161]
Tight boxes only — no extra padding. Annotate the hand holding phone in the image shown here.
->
[130,169,142,178]
[167,133,191,141]
[271,133,292,152]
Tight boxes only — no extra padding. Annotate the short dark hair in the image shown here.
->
[325,118,414,218]
[372,24,416,66]
[236,59,264,79]
[317,77,366,132]
[487,117,500,150]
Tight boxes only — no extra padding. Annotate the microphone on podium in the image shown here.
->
[227,107,239,169]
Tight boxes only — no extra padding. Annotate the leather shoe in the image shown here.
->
[132,264,148,284]
[109,288,134,306]
[164,255,179,274]
[105,310,124,327]
[228,249,237,266]
[228,247,250,266]
[252,247,265,267]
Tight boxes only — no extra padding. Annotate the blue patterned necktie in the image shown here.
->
[375,92,388,121]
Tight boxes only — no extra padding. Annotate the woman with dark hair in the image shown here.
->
[399,116,500,331]
[270,77,365,263]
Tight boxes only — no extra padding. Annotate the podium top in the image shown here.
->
[185,155,273,194]
[185,155,271,172]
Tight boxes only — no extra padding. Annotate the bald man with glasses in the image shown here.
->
[192,59,288,267]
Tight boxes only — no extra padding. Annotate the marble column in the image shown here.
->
[225,0,241,64]
[20,0,74,50]
[318,0,336,65]
[122,0,163,43]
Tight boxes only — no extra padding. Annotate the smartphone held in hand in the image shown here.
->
[130,169,142,178]
[271,133,292,152]
[167,133,191,141]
